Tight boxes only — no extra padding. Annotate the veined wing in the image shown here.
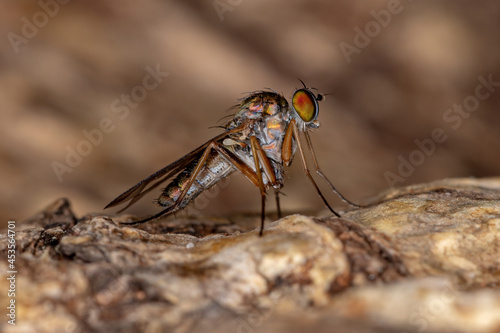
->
[104,125,245,212]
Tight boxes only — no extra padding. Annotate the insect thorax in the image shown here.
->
[224,91,296,187]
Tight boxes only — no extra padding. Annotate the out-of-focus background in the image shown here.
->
[2,1,500,227]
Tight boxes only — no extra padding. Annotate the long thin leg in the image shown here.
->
[121,141,263,226]
[250,136,267,236]
[289,120,341,217]
[304,132,360,208]
[120,144,219,225]
[106,123,250,212]
[275,189,282,218]
[250,137,283,220]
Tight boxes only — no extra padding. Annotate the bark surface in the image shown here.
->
[1,178,499,333]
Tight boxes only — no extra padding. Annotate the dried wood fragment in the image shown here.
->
[1,178,499,333]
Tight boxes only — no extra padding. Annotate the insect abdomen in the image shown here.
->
[157,152,235,209]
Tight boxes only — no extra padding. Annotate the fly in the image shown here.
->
[105,81,359,235]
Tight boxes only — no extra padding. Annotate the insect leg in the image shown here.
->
[248,136,283,220]
[275,189,282,218]
[120,140,224,225]
[122,140,272,235]
[289,119,341,217]
[303,131,360,208]
[249,136,268,236]
[105,123,249,212]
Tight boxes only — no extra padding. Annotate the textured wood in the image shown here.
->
[1,178,500,333]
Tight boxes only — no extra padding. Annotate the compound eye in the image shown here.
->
[292,89,319,123]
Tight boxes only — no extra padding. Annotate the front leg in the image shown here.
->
[281,119,341,217]
[303,131,360,208]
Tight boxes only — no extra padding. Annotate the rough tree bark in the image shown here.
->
[1,178,499,333]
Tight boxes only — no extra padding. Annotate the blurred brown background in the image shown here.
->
[2,1,500,227]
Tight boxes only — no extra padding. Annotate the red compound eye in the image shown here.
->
[292,89,319,123]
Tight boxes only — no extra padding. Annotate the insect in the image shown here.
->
[105,82,359,235]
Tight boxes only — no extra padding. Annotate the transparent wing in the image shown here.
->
[104,126,244,212]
